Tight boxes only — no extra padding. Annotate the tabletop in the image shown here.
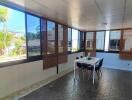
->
[75,57,101,65]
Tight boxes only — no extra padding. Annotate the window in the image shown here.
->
[41,18,46,54]
[120,29,132,60]
[68,28,72,52]
[47,21,55,54]
[78,31,81,51]
[26,14,41,56]
[72,29,79,52]
[58,25,68,64]
[58,24,64,53]
[122,30,132,51]
[86,32,94,50]
[0,5,26,63]
[85,32,96,56]
[104,31,110,51]
[109,30,121,51]
[96,31,105,51]
[80,31,84,51]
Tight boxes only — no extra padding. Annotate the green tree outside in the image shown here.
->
[0,6,26,61]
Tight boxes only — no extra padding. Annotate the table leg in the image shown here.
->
[74,62,76,81]
[93,64,95,84]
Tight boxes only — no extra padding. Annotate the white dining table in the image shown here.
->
[74,57,101,84]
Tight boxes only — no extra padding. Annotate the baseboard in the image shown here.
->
[102,65,132,72]
[1,68,74,100]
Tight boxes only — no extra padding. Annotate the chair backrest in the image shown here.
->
[81,63,87,68]
[80,56,83,58]
[98,59,103,68]
[82,63,92,69]
[77,62,82,68]
[76,57,79,59]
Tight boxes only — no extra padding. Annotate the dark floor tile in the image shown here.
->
[19,68,132,100]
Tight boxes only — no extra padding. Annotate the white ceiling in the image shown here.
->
[2,0,132,31]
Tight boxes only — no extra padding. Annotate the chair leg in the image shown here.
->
[87,70,90,80]
[99,70,102,77]
[82,69,86,80]
[77,68,80,79]
[78,68,81,80]
[88,70,93,80]
[96,71,100,80]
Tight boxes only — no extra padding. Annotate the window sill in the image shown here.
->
[96,51,119,53]
[0,55,42,68]
[96,50,104,52]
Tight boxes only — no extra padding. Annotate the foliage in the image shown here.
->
[0,7,26,59]
[0,32,13,55]
[0,7,8,22]
[9,36,26,56]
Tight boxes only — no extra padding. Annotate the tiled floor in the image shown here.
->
[20,68,132,100]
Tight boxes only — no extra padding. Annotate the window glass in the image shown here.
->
[41,18,46,53]
[80,31,84,51]
[96,31,105,50]
[47,21,55,54]
[68,28,72,52]
[104,31,110,51]
[86,32,94,50]
[72,29,79,52]
[109,30,121,51]
[123,30,132,51]
[27,14,41,56]
[78,31,81,50]
[0,5,26,63]
[58,24,63,53]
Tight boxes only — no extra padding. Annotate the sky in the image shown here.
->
[0,5,25,34]
[27,14,40,34]
[47,21,55,31]
[72,29,79,49]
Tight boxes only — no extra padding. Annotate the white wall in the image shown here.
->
[59,52,84,72]
[0,52,83,98]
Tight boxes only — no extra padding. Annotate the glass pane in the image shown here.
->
[123,30,132,51]
[109,30,121,51]
[68,28,72,52]
[27,14,41,56]
[96,31,105,50]
[72,29,79,52]
[78,31,80,50]
[41,19,46,34]
[47,21,55,54]
[58,24,63,53]
[86,32,94,50]
[0,5,26,63]
[80,31,84,50]
[41,18,46,53]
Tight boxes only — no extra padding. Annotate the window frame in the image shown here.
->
[67,27,72,54]
[0,2,84,67]
[26,13,42,59]
[0,2,43,67]
[119,29,132,60]
[71,28,81,53]
[46,20,56,55]
[85,31,95,50]
[96,31,106,52]
[58,24,64,54]
[79,31,85,52]
[108,30,121,53]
